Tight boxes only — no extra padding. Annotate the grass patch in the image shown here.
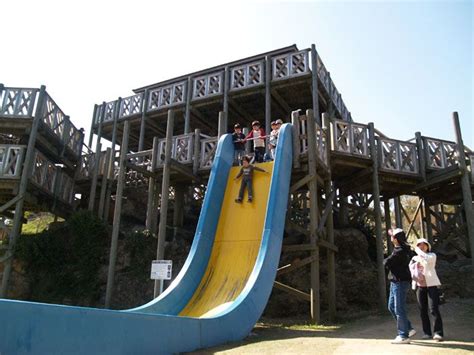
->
[22,212,63,234]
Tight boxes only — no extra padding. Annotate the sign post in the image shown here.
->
[150,260,172,296]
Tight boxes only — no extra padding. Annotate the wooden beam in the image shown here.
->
[271,88,291,114]
[277,255,318,276]
[273,281,311,302]
[290,174,315,193]
[0,195,23,214]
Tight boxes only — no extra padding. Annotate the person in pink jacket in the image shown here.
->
[409,238,444,341]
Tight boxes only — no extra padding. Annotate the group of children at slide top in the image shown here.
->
[231,119,283,203]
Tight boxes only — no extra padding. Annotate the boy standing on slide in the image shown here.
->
[234,156,267,203]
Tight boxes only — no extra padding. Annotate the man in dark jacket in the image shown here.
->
[384,228,416,344]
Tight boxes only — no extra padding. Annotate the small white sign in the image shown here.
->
[150,260,172,280]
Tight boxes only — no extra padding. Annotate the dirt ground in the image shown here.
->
[189,298,474,354]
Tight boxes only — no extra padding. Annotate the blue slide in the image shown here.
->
[0,124,293,354]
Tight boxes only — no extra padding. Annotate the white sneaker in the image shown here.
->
[433,334,444,341]
[408,329,417,338]
[391,336,410,344]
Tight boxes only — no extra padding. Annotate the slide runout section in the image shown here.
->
[0,124,293,354]
[180,162,274,318]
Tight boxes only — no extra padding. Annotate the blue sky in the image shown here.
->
[1,0,472,146]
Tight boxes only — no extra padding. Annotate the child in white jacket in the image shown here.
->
[409,238,444,341]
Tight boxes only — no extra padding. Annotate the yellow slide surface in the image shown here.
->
[180,162,274,318]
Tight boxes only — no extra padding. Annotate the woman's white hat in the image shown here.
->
[416,238,431,252]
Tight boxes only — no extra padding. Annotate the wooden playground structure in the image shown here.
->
[1,44,473,323]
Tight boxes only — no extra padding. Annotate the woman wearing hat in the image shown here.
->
[409,238,444,341]
[384,228,416,344]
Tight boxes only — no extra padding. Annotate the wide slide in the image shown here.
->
[0,124,293,354]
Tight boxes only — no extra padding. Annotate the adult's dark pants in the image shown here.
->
[238,177,253,200]
[416,286,444,336]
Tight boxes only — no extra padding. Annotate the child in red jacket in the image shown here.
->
[245,120,266,163]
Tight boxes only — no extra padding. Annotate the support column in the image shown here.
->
[98,148,112,220]
[394,196,403,228]
[223,67,229,133]
[184,77,192,134]
[368,122,387,310]
[193,128,201,175]
[218,111,225,138]
[310,44,321,126]
[306,108,320,323]
[173,184,185,239]
[146,137,159,232]
[323,112,336,321]
[453,112,474,270]
[155,109,174,297]
[138,89,149,151]
[265,56,272,153]
[88,103,105,212]
[1,86,46,298]
[339,194,349,226]
[384,198,393,254]
[105,121,130,308]
[424,200,433,244]
[291,110,301,169]
[88,104,98,148]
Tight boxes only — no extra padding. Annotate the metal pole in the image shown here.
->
[155,109,174,297]
[368,122,387,310]
[105,121,130,308]
[306,108,320,323]
[453,112,474,271]
[265,56,272,154]
[1,85,46,298]
[311,44,321,126]
[138,90,149,151]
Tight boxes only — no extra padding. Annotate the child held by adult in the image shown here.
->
[409,238,444,341]
[384,228,416,344]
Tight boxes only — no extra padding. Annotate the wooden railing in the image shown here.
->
[378,138,418,175]
[331,119,369,157]
[422,136,458,170]
[0,86,84,158]
[0,145,26,178]
[293,113,328,168]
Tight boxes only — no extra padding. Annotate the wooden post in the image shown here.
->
[223,67,229,133]
[104,98,121,222]
[415,132,426,181]
[243,127,250,154]
[88,103,106,212]
[291,110,301,169]
[368,122,387,310]
[173,184,185,239]
[0,85,46,298]
[394,196,403,228]
[98,148,112,219]
[105,121,130,308]
[339,194,349,226]
[138,90,149,151]
[384,198,393,254]
[452,112,474,270]
[218,111,225,138]
[323,112,336,321]
[146,137,159,231]
[184,77,192,134]
[424,199,433,244]
[306,108,320,323]
[310,44,321,126]
[88,104,98,148]
[193,128,201,174]
[265,56,272,154]
[155,109,174,297]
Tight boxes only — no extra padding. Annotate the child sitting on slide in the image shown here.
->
[234,156,267,203]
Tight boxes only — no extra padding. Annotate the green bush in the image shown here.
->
[16,210,108,305]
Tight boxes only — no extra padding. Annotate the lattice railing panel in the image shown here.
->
[230,61,264,91]
[0,88,38,117]
[332,120,369,157]
[104,101,116,123]
[173,134,194,164]
[332,120,351,154]
[30,151,57,195]
[379,139,399,171]
[119,94,143,118]
[315,124,328,165]
[399,142,418,174]
[147,81,186,111]
[424,138,458,170]
[58,173,74,203]
[200,137,218,169]
[0,145,25,178]
[192,73,223,100]
[272,50,309,81]
[127,150,153,172]
[379,139,418,174]
[316,54,330,93]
